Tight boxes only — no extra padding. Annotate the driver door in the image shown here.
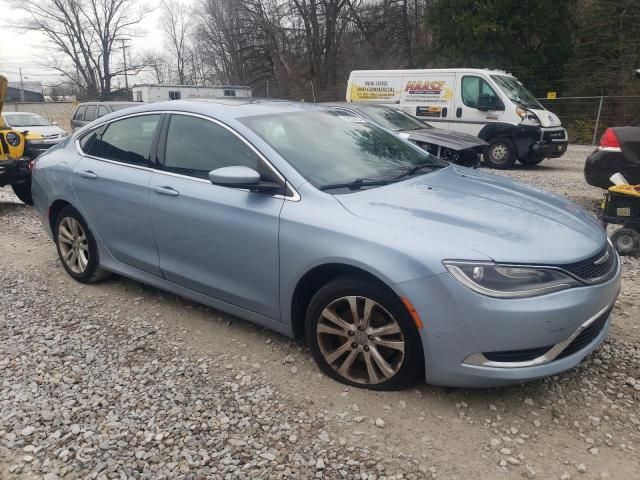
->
[454,75,504,136]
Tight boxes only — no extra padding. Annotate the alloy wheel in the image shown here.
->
[58,217,90,274]
[316,296,405,385]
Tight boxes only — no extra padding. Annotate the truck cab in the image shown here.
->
[347,69,568,169]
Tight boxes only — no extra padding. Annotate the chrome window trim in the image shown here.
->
[463,300,616,369]
[74,110,301,202]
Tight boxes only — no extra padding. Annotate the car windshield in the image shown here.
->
[358,106,429,131]
[241,109,447,190]
[490,75,542,109]
[4,113,51,127]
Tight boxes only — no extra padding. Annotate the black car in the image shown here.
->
[71,101,139,131]
[585,123,640,189]
[324,103,487,167]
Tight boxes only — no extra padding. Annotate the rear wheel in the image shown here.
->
[11,181,33,205]
[484,138,516,169]
[305,277,423,390]
[610,228,640,256]
[54,206,110,283]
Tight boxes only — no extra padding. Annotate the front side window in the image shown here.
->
[168,91,181,100]
[224,89,236,97]
[461,76,499,109]
[163,114,264,180]
[241,110,446,189]
[95,115,161,165]
[97,106,110,118]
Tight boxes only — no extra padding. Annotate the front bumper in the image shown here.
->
[0,157,31,187]
[393,260,621,388]
[533,127,568,158]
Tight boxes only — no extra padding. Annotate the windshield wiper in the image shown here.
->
[318,178,393,191]
[392,163,446,181]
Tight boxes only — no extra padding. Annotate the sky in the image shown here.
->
[0,0,169,86]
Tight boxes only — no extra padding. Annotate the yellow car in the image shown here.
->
[0,75,46,204]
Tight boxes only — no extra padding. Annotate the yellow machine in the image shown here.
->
[0,74,34,204]
[599,183,640,255]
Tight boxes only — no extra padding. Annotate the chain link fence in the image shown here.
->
[3,102,76,133]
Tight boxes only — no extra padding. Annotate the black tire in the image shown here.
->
[11,181,33,205]
[484,138,517,169]
[54,205,110,283]
[518,154,545,166]
[610,228,640,256]
[305,276,424,391]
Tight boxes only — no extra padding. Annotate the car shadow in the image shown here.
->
[0,200,29,218]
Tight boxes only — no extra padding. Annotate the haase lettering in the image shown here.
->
[405,80,446,95]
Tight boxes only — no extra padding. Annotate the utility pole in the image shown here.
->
[121,39,129,93]
[19,67,25,102]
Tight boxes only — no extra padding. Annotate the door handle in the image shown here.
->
[456,107,462,118]
[78,170,97,179]
[151,185,180,197]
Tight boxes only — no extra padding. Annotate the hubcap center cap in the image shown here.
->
[354,330,368,345]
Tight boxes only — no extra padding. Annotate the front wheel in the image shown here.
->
[11,181,33,205]
[484,138,516,169]
[305,277,424,390]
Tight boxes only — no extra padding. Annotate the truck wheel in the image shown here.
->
[519,154,545,166]
[11,181,33,205]
[610,228,640,256]
[484,138,516,169]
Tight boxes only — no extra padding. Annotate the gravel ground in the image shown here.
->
[1,145,639,479]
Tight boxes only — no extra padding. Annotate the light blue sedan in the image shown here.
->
[31,100,621,389]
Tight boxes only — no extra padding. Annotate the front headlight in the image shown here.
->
[443,261,581,298]
[6,132,21,147]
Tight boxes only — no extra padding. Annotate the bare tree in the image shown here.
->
[12,0,148,99]
[159,0,191,84]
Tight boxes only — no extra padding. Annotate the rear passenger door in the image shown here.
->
[147,113,285,319]
[72,114,163,276]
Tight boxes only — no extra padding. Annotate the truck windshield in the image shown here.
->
[359,106,429,131]
[491,75,542,110]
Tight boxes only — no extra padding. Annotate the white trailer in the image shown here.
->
[132,84,252,103]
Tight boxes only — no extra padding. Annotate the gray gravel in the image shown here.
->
[1,145,639,479]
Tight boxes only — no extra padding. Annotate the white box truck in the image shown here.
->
[346,69,568,169]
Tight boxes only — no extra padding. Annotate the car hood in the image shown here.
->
[335,165,606,265]
[22,125,67,138]
[528,108,562,128]
[398,128,487,151]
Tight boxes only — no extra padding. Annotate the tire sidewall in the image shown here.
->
[611,228,640,256]
[54,206,101,283]
[12,181,33,205]
[484,138,516,169]
[305,277,424,391]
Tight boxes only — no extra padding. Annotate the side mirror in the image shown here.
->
[477,94,504,111]
[208,166,283,193]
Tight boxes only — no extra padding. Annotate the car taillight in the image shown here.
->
[599,128,621,150]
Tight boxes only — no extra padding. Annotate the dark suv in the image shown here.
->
[71,102,139,131]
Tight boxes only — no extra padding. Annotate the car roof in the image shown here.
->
[96,99,331,123]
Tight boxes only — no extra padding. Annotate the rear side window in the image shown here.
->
[84,105,97,121]
[163,114,262,179]
[95,115,161,166]
[79,129,101,155]
[73,106,87,121]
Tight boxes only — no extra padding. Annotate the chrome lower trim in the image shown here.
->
[463,301,614,369]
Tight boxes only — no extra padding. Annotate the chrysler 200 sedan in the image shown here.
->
[32,100,621,389]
